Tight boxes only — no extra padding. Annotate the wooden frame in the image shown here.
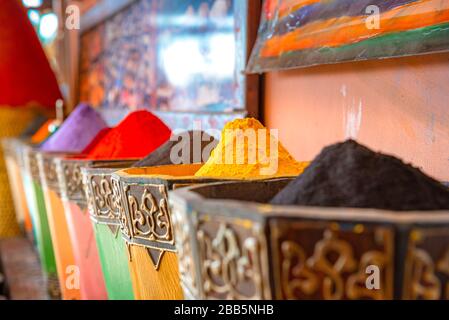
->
[76,0,262,119]
[80,0,138,33]
[244,0,262,119]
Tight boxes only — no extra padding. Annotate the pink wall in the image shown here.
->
[264,52,449,181]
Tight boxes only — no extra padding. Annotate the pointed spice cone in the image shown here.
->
[0,0,62,108]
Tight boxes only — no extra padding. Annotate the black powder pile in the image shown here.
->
[271,140,449,211]
[133,130,217,167]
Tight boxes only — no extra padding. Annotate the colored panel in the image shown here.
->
[93,223,135,300]
[43,188,81,300]
[63,202,107,300]
[30,181,59,296]
[128,247,183,300]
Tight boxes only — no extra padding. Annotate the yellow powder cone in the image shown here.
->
[195,118,308,179]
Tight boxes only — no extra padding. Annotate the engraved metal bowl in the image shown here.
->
[169,179,449,300]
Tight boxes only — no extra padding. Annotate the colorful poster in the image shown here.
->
[247,0,449,72]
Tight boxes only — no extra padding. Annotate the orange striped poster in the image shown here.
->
[248,0,449,72]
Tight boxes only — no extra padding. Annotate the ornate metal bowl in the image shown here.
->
[82,161,138,227]
[169,179,449,300]
[111,164,214,269]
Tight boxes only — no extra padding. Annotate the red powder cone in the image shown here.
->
[87,110,172,160]
[0,1,62,108]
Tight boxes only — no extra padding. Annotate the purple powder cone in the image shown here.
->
[40,103,108,153]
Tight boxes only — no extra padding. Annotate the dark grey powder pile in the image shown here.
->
[133,130,217,167]
[271,140,449,211]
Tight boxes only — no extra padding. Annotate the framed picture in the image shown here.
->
[78,0,260,126]
[247,0,449,72]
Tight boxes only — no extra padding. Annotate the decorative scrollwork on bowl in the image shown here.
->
[197,219,269,300]
[172,205,199,298]
[404,227,449,300]
[121,183,175,250]
[272,222,394,300]
[27,151,40,181]
[111,177,130,236]
[40,156,60,194]
[64,162,84,200]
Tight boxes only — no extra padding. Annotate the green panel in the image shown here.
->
[32,181,58,278]
[23,174,57,279]
[94,223,135,300]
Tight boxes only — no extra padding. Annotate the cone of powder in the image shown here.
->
[0,0,62,108]
[270,140,449,211]
[194,118,308,179]
[81,128,112,155]
[133,131,217,167]
[86,110,171,160]
[40,104,108,153]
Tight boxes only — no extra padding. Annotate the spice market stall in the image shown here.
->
[0,0,448,304]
